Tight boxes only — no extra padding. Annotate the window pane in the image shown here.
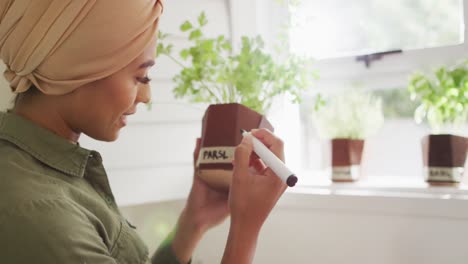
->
[371,88,419,119]
[290,0,465,59]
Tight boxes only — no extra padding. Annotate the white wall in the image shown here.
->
[121,191,468,264]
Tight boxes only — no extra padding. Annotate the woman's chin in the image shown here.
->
[105,131,120,142]
[87,129,120,142]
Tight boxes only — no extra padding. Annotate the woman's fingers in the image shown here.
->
[251,157,267,174]
[251,128,285,162]
[193,138,201,166]
[232,136,253,184]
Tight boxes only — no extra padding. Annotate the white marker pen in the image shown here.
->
[240,129,298,187]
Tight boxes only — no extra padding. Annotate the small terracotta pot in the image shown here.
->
[331,139,365,182]
[422,134,467,184]
[196,103,273,191]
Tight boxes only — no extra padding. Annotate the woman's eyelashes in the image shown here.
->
[137,76,152,84]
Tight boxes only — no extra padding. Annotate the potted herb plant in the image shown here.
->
[312,90,384,182]
[408,60,468,184]
[157,12,315,190]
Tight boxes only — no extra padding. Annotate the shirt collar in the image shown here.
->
[0,111,92,178]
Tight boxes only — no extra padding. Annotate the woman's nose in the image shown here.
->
[136,84,151,104]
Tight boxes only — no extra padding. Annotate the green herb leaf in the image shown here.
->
[189,29,202,40]
[180,21,193,32]
[198,12,208,26]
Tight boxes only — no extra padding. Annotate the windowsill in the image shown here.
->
[289,170,468,201]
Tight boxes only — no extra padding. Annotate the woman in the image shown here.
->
[0,0,287,263]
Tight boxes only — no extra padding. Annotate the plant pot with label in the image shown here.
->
[196,103,273,190]
[331,138,365,182]
[408,60,468,184]
[312,90,383,182]
[422,134,467,184]
[156,12,315,190]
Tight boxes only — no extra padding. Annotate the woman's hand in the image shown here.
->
[229,128,287,230]
[171,138,230,263]
[185,138,230,231]
[222,129,287,264]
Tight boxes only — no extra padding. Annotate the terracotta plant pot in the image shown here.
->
[422,134,467,184]
[196,103,274,191]
[331,139,365,182]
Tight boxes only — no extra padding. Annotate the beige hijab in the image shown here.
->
[0,0,163,95]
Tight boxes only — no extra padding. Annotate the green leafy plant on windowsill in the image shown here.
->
[156,12,317,114]
[312,90,384,139]
[408,60,468,133]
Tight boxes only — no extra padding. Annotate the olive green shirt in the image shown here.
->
[0,112,184,264]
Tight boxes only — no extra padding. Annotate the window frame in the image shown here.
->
[296,0,468,93]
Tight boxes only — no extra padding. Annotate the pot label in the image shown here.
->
[332,165,360,181]
[197,147,236,166]
[424,167,465,182]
